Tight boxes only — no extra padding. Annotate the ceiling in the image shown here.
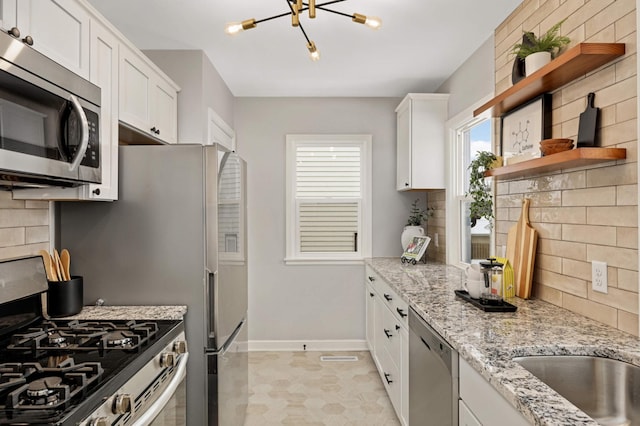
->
[88,0,522,97]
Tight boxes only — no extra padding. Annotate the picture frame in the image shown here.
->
[500,93,551,163]
[402,235,431,263]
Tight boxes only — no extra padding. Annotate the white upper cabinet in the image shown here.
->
[0,0,90,79]
[86,18,119,200]
[396,94,449,191]
[207,107,235,151]
[119,45,178,144]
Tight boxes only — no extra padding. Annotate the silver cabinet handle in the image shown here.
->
[67,94,89,172]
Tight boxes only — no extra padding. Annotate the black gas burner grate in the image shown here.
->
[7,320,158,355]
[0,359,103,410]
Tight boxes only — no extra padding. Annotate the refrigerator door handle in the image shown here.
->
[206,271,218,346]
[206,318,245,356]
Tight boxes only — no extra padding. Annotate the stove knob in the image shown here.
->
[160,352,177,368]
[91,418,109,426]
[173,340,187,354]
[112,393,134,415]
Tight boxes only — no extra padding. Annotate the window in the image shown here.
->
[218,151,245,263]
[285,134,372,264]
[446,99,494,268]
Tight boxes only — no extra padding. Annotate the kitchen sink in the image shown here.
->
[513,355,640,426]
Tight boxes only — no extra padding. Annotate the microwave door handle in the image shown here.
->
[67,94,89,172]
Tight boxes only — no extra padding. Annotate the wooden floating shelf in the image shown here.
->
[474,43,625,117]
[484,148,626,180]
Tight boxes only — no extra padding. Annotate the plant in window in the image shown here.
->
[466,151,497,228]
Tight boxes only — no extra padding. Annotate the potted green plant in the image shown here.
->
[401,199,434,250]
[511,19,570,76]
[466,151,497,228]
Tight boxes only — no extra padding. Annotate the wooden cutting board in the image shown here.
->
[513,198,538,299]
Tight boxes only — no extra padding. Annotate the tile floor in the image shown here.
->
[244,351,401,425]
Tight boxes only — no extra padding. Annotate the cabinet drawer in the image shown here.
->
[378,303,403,368]
[376,342,401,415]
[365,265,380,293]
[377,278,409,325]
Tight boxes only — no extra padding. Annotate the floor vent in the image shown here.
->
[320,355,359,362]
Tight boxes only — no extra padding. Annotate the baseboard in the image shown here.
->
[248,339,368,352]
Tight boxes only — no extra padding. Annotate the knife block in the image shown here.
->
[47,276,83,317]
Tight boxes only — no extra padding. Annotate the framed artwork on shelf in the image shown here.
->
[500,93,551,164]
[401,236,431,264]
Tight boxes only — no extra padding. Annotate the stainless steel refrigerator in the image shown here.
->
[59,144,248,426]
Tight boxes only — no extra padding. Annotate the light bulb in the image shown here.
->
[225,22,243,35]
[352,13,382,30]
[365,16,382,30]
[307,42,320,61]
[224,19,256,35]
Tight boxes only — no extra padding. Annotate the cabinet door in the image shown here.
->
[365,281,376,353]
[0,0,17,31]
[151,78,177,144]
[17,0,90,79]
[119,47,153,134]
[396,101,411,190]
[400,326,409,426]
[208,107,235,150]
[459,400,482,426]
[88,20,118,200]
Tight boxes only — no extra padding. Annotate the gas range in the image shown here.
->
[0,257,188,426]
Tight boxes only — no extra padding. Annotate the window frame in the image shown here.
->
[446,95,495,269]
[285,134,372,265]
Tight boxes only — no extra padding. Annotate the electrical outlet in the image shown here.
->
[592,261,608,294]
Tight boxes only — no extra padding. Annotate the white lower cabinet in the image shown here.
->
[365,280,376,353]
[364,266,408,425]
[459,357,530,425]
[459,400,482,426]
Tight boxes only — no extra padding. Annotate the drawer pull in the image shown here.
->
[384,372,393,384]
[368,276,375,282]
[396,308,407,318]
[384,329,392,338]
[383,293,392,301]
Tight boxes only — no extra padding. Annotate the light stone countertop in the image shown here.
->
[54,305,187,321]
[366,257,640,426]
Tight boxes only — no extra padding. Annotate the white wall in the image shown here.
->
[437,35,495,118]
[234,97,415,345]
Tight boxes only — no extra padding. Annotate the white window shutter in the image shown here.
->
[295,145,361,253]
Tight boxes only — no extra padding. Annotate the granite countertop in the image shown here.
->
[366,257,640,426]
[56,305,187,321]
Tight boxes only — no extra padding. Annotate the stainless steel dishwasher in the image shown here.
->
[409,307,459,425]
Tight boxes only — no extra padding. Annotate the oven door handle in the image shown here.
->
[131,352,189,426]
[67,94,89,172]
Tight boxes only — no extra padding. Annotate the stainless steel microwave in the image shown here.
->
[0,29,100,188]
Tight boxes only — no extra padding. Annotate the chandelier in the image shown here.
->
[225,0,381,61]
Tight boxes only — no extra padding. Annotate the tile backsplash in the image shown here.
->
[0,191,49,259]
[495,0,638,335]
